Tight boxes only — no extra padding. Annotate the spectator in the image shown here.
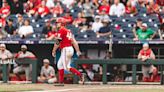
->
[92,0,100,7]
[42,20,52,36]
[125,1,137,15]
[129,0,138,6]
[61,0,74,9]
[45,0,55,9]
[46,25,57,40]
[24,0,42,13]
[96,19,112,37]
[99,0,110,14]
[133,23,155,40]
[38,59,57,83]
[132,19,143,39]
[82,0,94,17]
[138,43,159,82]
[10,0,24,14]
[91,15,103,33]
[5,19,17,35]
[62,11,73,24]
[0,0,2,8]
[0,28,6,39]
[51,2,63,17]
[14,45,36,81]
[104,51,112,59]
[99,9,110,22]
[156,0,164,6]
[16,14,24,29]
[73,12,85,27]
[0,1,10,18]
[0,15,6,27]
[17,19,34,38]
[146,0,160,14]
[28,1,50,18]
[158,20,164,40]
[109,0,125,16]
[0,43,12,61]
[120,0,128,6]
[0,44,13,80]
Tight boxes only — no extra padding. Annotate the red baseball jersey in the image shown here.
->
[0,6,10,15]
[57,27,73,49]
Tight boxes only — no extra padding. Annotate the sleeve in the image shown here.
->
[50,67,55,77]
[18,27,22,34]
[149,29,154,35]
[29,26,34,33]
[28,52,36,58]
[7,51,13,58]
[98,28,102,33]
[109,5,114,15]
[150,50,155,59]
[121,4,125,14]
[40,67,44,76]
[136,29,139,35]
[138,50,142,59]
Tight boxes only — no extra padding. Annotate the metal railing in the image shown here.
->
[73,59,164,85]
[1,58,37,83]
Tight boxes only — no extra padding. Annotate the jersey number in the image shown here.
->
[66,32,72,40]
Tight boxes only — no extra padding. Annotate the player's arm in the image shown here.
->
[52,39,60,57]
[71,37,81,56]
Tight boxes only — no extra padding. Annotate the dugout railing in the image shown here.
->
[2,58,37,83]
[73,59,164,85]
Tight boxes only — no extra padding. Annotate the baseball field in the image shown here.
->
[0,83,164,92]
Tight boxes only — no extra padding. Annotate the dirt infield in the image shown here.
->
[0,83,164,92]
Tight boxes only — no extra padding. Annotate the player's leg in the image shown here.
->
[64,47,85,84]
[13,66,24,81]
[57,53,65,83]
[24,65,32,81]
[150,65,158,82]
[142,65,150,82]
[63,47,82,77]
[37,76,47,83]
[48,77,57,84]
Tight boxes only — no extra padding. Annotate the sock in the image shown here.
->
[143,77,150,82]
[58,69,64,83]
[70,68,81,77]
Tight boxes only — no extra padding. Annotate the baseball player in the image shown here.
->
[0,44,13,79]
[52,20,84,85]
[38,59,57,83]
[13,45,36,81]
[138,43,158,82]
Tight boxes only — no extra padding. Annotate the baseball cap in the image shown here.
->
[142,23,148,27]
[0,44,6,48]
[143,43,149,48]
[43,59,50,63]
[21,45,27,49]
[95,15,100,19]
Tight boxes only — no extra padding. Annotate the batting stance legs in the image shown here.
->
[57,46,82,83]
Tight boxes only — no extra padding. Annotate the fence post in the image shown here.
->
[160,65,164,85]
[32,60,37,83]
[132,64,137,85]
[102,64,107,84]
[2,64,8,83]
[73,60,79,84]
